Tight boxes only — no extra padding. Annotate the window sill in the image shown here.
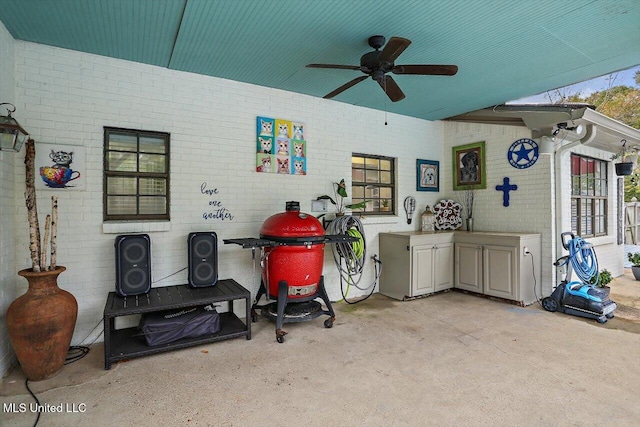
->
[103,221,171,234]
[581,235,616,247]
[359,215,399,225]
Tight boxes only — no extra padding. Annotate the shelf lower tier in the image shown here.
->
[106,312,249,366]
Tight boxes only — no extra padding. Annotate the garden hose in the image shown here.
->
[327,215,382,301]
[567,236,599,284]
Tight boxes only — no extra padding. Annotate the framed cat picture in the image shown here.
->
[416,159,439,192]
[35,143,86,190]
[256,116,306,175]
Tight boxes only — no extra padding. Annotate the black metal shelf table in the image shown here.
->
[103,279,251,369]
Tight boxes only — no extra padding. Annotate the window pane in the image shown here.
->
[139,154,166,173]
[580,157,588,175]
[571,155,580,175]
[571,176,580,195]
[365,170,379,183]
[139,136,166,154]
[352,168,365,182]
[365,158,379,169]
[571,199,578,234]
[108,133,137,152]
[351,154,395,216]
[139,196,166,214]
[107,196,136,215]
[352,186,364,198]
[107,177,136,195]
[139,178,166,195]
[586,177,594,196]
[108,152,137,172]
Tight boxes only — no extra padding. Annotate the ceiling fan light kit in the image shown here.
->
[307,35,458,102]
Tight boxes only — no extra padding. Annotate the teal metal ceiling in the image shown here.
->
[0,0,639,121]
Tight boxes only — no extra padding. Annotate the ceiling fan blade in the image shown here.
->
[323,75,369,99]
[306,63,361,70]
[378,75,405,102]
[378,37,411,64]
[392,64,459,76]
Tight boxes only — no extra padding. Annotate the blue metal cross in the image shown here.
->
[496,177,518,207]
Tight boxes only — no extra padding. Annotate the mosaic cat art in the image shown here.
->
[293,141,304,157]
[258,137,272,154]
[276,139,289,156]
[293,159,305,175]
[277,123,289,138]
[292,124,304,140]
[259,119,273,136]
[277,157,289,174]
[257,156,272,172]
[50,149,74,168]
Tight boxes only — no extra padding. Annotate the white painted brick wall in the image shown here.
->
[558,145,624,277]
[442,122,555,295]
[442,122,624,296]
[2,38,624,377]
[8,41,445,350]
[0,21,17,377]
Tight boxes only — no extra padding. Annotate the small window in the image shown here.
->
[570,153,607,237]
[104,127,170,221]
[351,153,396,215]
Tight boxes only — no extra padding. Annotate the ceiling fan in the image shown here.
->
[306,35,458,102]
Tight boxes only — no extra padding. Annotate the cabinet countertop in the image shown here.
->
[380,230,540,238]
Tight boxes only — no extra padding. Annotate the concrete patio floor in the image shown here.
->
[1,272,639,427]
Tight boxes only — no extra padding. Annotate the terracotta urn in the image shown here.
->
[6,266,77,381]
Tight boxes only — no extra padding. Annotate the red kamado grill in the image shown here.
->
[224,201,356,343]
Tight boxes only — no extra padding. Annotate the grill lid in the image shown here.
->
[260,201,325,242]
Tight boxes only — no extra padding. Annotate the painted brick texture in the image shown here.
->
[9,41,445,347]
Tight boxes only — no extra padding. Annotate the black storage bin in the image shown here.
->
[138,305,220,346]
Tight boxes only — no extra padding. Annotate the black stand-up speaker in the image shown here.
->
[115,234,151,296]
[188,232,218,287]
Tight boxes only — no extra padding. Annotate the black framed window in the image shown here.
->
[104,127,170,221]
[351,153,396,215]
[570,153,607,237]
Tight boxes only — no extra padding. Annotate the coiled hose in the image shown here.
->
[567,236,599,284]
[327,215,381,303]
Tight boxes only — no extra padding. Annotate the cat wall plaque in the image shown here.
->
[256,116,306,175]
[35,143,86,190]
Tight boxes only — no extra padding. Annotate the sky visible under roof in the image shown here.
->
[511,64,640,104]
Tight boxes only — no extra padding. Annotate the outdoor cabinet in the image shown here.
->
[379,232,454,300]
[454,232,541,305]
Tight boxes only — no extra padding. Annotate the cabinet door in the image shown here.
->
[412,245,435,296]
[434,243,453,292]
[483,244,517,300]
[454,243,482,292]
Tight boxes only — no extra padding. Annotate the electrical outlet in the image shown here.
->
[523,246,531,256]
[311,199,327,212]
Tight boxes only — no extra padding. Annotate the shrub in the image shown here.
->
[628,252,640,266]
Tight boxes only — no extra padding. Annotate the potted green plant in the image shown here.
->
[628,252,640,280]
[595,269,613,288]
[317,179,368,217]
[611,139,637,176]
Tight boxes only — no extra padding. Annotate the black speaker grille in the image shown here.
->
[115,234,151,296]
[188,232,218,287]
